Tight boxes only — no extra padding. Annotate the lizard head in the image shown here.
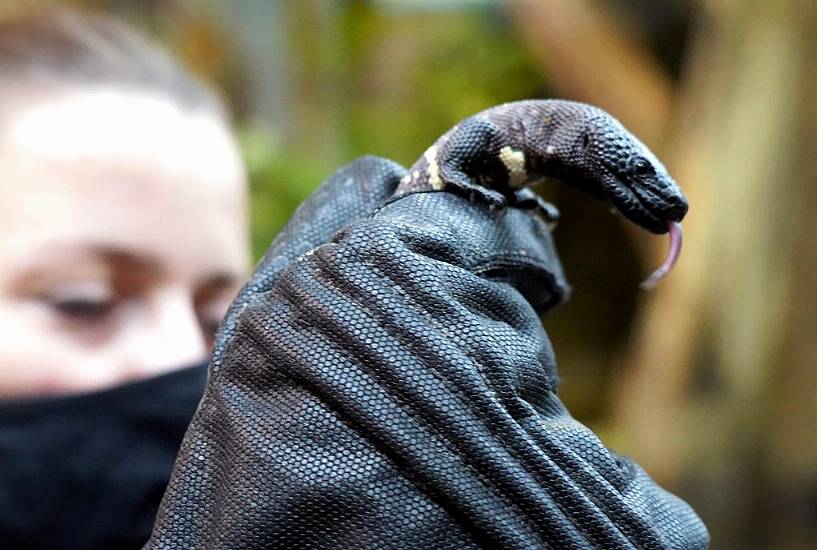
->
[571,113,688,235]
[540,102,688,235]
[536,102,689,287]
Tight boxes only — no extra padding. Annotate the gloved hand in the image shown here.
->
[146,156,708,549]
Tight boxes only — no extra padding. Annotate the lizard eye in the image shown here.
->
[633,158,654,175]
[581,133,591,150]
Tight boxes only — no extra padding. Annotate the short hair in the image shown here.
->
[0,9,226,119]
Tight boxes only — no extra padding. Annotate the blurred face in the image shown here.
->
[0,86,249,398]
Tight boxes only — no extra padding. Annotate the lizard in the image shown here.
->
[395,99,687,288]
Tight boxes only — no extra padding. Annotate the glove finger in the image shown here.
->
[212,155,406,372]
[245,155,406,297]
[363,191,571,313]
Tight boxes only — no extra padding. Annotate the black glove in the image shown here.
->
[146,157,708,549]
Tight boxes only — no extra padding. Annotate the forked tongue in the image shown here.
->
[640,222,683,290]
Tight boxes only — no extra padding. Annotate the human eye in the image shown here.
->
[198,316,223,344]
[51,295,115,320]
[194,281,237,347]
[196,295,232,345]
[42,281,117,323]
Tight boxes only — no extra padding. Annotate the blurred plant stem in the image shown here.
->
[507,0,674,148]
[646,2,815,548]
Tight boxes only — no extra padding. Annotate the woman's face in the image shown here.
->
[0,87,249,398]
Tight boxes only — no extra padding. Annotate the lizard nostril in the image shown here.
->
[664,201,688,221]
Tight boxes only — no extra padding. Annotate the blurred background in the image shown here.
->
[3,0,814,547]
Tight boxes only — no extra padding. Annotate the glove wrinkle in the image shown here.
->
[244,244,569,548]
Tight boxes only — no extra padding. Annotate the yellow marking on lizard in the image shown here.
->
[424,145,444,190]
[499,145,527,187]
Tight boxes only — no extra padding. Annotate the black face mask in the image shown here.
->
[0,363,207,550]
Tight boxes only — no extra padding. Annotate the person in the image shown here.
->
[0,10,248,548]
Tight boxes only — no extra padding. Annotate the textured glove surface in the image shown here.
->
[147,157,708,549]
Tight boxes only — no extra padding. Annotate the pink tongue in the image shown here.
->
[640,222,683,290]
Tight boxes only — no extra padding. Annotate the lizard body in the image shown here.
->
[396,99,688,286]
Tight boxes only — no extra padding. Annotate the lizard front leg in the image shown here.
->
[435,117,514,208]
[513,188,561,228]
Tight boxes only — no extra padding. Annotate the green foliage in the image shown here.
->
[239,127,333,259]
[335,4,547,165]
[244,3,548,259]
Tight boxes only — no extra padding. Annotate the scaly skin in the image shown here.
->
[396,99,688,235]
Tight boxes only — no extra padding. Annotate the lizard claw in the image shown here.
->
[472,186,507,210]
[513,189,560,228]
[447,178,507,210]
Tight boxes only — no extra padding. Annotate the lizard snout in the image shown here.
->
[660,199,688,223]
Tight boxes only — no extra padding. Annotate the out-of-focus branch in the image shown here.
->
[614,2,815,545]
[507,0,675,149]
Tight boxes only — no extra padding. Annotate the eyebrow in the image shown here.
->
[198,272,241,292]
[11,242,242,290]
[98,246,242,290]
[96,246,163,276]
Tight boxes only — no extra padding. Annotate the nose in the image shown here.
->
[121,289,208,380]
